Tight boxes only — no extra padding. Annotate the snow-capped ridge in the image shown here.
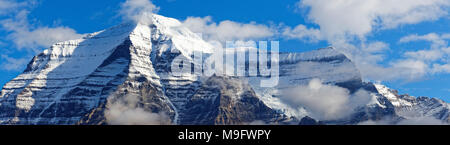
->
[374,84,415,107]
[374,84,450,123]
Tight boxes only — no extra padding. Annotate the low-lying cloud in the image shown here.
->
[359,116,448,125]
[398,116,448,125]
[281,78,372,120]
[105,94,170,125]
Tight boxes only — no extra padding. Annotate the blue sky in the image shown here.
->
[0,0,449,102]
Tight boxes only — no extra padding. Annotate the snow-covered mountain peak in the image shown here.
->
[374,84,450,123]
[1,14,448,125]
[374,84,415,107]
[148,14,214,54]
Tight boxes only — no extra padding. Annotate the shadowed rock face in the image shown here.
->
[181,76,286,125]
[77,102,107,125]
[0,35,176,125]
[78,76,283,125]
[298,116,324,125]
[0,34,135,125]
[77,76,175,125]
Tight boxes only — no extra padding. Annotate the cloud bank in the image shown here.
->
[285,0,450,82]
[299,0,450,38]
[359,116,448,125]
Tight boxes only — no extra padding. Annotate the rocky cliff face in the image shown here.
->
[0,14,448,125]
[181,76,286,125]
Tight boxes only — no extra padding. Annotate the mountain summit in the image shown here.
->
[0,14,448,125]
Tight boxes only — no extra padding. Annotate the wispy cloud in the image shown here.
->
[1,10,83,52]
[0,55,30,71]
[0,0,30,15]
[0,0,83,71]
[398,33,450,74]
[119,0,159,24]
[399,33,448,49]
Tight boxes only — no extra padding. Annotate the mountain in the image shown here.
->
[0,14,448,125]
[375,84,450,123]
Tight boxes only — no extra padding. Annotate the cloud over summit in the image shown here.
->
[119,0,159,24]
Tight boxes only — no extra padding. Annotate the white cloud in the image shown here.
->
[338,41,389,64]
[444,47,450,54]
[282,24,322,42]
[1,11,83,51]
[0,1,83,71]
[105,94,170,125]
[399,33,450,59]
[390,59,429,80]
[397,116,448,125]
[182,16,275,42]
[432,64,450,73]
[287,0,450,82]
[399,33,448,49]
[299,0,450,38]
[358,118,394,125]
[281,79,372,120]
[341,33,450,82]
[119,0,158,25]
[404,49,443,61]
[398,33,450,75]
[360,116,448,125]
[442,33,450,39]
[0,0,30,15]
[0,55,29,71]
[328,40,422,81]
[353,58,430,82]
